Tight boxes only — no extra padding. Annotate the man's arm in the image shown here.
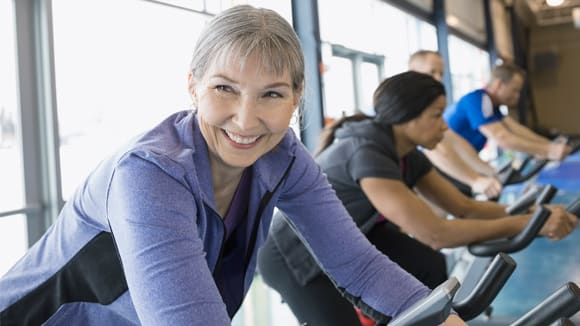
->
[425,130,501,197]
[444,130,497,176]
[480,120,570,160]
[502,116,551,143]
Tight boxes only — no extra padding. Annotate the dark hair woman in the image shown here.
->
[257,71,575,326]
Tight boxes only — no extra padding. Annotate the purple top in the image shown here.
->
[215,168,252,316]
[0,111,430,326]
[223,168,252,239]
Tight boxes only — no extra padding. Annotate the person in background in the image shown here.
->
[409,50,502,198]
[433,62,571,185]
[257,71,577,326]
[0,5,465,326]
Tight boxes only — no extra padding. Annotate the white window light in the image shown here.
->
[546,0,565,7]
[573,7,580,28]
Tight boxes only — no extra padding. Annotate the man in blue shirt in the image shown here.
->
[441,63,570,168]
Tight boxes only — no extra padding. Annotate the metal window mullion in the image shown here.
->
[14,0,63,247]
[0,204,42,219]
[508,4,529,126]
[140,0,214,17]
[433,0,453,102]
[377,60,385,82]
[352,54,363,114]
[483,0,498,67]
[330,44,385,112]
[292,0,325,153]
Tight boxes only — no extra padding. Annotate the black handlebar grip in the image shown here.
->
[453,253,516,321]
[468,206,551,256]
[511,282,580,326]
[566,197,580,217]
[506,185,543,215]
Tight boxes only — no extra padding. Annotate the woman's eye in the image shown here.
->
[215,85,233,93]
[265,91,283,98]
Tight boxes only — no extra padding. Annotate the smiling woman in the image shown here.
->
[191,55,302,217]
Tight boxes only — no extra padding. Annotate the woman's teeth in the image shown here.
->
[225,130,260,144]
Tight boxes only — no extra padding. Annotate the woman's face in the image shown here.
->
[189,54,301,170]
[405,95,448,149]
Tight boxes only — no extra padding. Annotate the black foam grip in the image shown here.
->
[453,253,516,321]
[566,197,580,217]
[468,206,551,256]
[535,184,558,205]
[511,282,580,326]
[506,185,543,215]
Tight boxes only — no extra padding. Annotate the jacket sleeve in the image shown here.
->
[276,143,431,320]
[106,153,230,326]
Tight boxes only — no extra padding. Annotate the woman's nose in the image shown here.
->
[233,96,260,130]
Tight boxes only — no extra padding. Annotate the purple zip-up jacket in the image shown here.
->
[0,110,429,325]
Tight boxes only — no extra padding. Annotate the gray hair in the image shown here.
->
[189,5,304,92]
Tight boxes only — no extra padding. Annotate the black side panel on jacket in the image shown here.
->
[0,232,128,326]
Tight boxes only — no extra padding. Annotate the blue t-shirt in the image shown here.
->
[444,89,504,151]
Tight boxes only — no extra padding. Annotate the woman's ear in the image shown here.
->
[187,72,196,96]
[293,83,304,108]
[188,72,198,106]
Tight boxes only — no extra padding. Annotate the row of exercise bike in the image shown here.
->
[379,140,580,325]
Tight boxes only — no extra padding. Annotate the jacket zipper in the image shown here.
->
[212,156,296,288]
[241,156,296,288]
[211,215,227,279]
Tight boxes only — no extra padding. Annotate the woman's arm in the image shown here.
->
[277,147,430,320]
[361,170,577,249]
[107,155,230,326]
[417,170,577,241]
[360,175,526,249]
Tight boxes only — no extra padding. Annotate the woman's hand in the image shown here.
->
[441,314,467,325]
[539,205,578,240]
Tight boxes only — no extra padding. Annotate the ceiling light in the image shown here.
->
[546,0,565,7]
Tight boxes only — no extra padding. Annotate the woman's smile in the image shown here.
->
[223,129,262,148]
